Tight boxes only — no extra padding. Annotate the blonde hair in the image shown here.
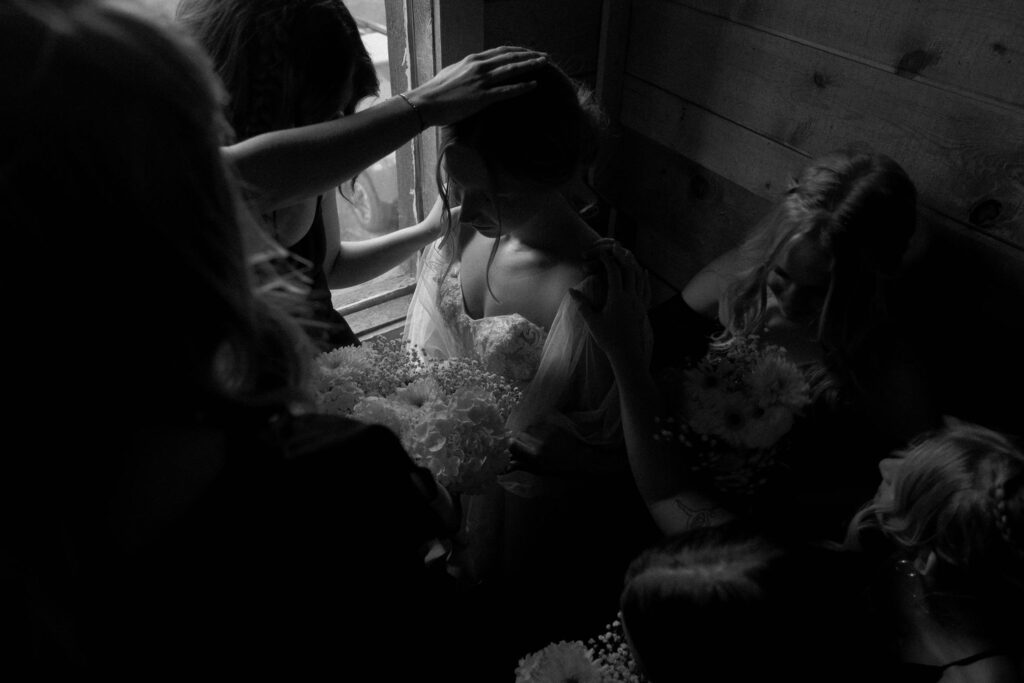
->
[848,421,1024,605]
[719,150,916,385]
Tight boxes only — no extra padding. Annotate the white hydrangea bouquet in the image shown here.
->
[312,338,521,495]
[656,335,811,496]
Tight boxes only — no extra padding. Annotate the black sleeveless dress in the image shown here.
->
[36,412,505,680]
[289,197,360,350]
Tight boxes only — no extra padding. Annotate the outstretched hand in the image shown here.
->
[569,240,651,366]
[406,46,547,127]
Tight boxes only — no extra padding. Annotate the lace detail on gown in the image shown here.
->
[436,268,547,384]
[405,236,635,449]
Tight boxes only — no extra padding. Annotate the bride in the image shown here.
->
[405,60,631,463]
[403,58,657,650]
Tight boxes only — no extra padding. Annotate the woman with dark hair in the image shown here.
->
[177,0,547,349]
[7,1,489,676]
[406,58,630,458]
[404,57,659,662]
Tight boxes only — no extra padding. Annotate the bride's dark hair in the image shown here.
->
[435,57,607,293]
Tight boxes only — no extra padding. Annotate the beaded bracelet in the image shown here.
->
[397,92,425,132]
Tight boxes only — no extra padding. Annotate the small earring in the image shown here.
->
[894,559,918,579]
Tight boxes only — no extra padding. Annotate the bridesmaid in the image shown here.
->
[574,150,938,540]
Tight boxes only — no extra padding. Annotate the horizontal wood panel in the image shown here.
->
[620,76,808,201]
[895,210,1024,432]
[597,127,771,290]
[671,0,1024,108]
[626,1,1024,247]
[607,128,1024,430]
[484,0,603,78]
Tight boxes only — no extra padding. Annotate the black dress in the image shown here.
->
[33,412,498,680]
[289,197,360,350]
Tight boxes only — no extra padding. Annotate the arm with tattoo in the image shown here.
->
[571,245,732,535]
[648,494,734,536]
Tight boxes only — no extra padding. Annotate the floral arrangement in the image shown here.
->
[312,338,521,494]
[656,335,811,495]
[514,641,606,683]
[515,616,645,683]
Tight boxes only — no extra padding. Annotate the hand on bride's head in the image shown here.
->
[570,243,651,365]
[406,46,548,127]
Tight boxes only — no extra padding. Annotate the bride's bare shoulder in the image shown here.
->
[524,258,587,329]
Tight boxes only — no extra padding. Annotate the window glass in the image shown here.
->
[156,0,413,337]
[331,1,413,338]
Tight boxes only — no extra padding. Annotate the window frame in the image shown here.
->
[337,0,483,341]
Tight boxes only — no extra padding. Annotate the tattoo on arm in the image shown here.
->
[673,499,725,530]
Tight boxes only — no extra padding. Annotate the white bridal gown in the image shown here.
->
[404,232,640,582]
[404,233,625,452]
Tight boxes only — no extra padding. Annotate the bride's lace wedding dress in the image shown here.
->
[404,231,659,650]
[404,234,624,452]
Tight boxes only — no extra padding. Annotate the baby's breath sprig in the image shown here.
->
[426,356,522,421]
[585,614,646,682]
[361,337,426,396]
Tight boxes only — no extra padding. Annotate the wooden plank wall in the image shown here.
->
[483,0,605,84]
[598,0,1024,430]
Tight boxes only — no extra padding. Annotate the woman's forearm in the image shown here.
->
[326,223,435,289]
[611,353,733,535]
[224,97,420,212]
[609,354,686,503]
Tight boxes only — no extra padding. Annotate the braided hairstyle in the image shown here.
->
[849,420,1024,621]
[177,0,378,141]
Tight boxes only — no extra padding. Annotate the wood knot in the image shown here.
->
[992,42,1008,56]
[812,72,830,89]
[896,49,939,79]
[969,198,1002,227]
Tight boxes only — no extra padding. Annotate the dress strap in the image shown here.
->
[939,648,1007,670]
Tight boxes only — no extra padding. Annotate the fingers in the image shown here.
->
[608,243,645,298]
[477,81,537,105]
[600,249,623,295]
[469,45,545,63]
[567,288,598,330]
[477,49,547,69]
[483,55,548,84]
[583,237,617,257]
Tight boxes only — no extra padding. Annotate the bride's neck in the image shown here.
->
[500,190,594,254]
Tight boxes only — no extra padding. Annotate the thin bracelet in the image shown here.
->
[397,93,425,132]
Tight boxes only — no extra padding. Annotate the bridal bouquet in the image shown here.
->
[515,616,644,683]
[313,338,521,494]
[656,335,811,495]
